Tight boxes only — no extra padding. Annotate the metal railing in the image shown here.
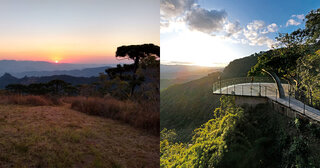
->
[212,77,287,97]
[289,85,320,112]
[212,77,320,115]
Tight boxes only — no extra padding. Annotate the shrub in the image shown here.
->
[69,96,159,135]
[0,95,61,106]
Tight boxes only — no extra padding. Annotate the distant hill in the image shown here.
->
[0,73,99,89]
[160,52,265,142]
[13,66,111,78]
[160,72,221,142]
[0,60,111,75]
[160,64,222,79]
[160,64,222,90]
[221,52,261,79]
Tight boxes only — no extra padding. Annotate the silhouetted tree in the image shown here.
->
[5,84,26,95]
[28,83,50,95]
[47,80,70,95]
[106,43,160,97]
[116,43,160,73]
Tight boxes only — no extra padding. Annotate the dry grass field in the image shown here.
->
[0,104,159,168]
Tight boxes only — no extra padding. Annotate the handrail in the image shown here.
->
[213,77,320,112]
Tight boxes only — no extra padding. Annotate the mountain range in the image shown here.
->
[0,73,99,89]
[0,60,114,77]
[12,66,111,78]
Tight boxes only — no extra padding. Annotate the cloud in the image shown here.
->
[286,19,301,26]
[186,7,227,33]
[224,21,241,37]
[247,20,265,30]
[160,0,228,35]
[267,23,278,33]
[292,14,304,20]
[160,0,195,18]
[160,0,277,48]
[285,14,304,27]
[243,20,275,48]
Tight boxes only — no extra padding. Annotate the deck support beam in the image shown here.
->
[262,69,285,98]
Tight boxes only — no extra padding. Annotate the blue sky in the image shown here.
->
[161,0,320,66]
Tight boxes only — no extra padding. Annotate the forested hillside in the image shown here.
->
[221,53,259,79]
[161,96,320,167]
[0,73,99,89]
[160,8,320,167]
[160,72,221,142]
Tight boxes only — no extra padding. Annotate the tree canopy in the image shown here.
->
[249,8,320,86]
[116,43,160,72]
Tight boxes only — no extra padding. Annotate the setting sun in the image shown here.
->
[55,60,59,63]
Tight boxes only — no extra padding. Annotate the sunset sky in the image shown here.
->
[0,0,159,64]
[161,0,319,67]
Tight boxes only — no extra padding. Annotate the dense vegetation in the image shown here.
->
[0,73,98,89]
[160,8,320,167]
[160,72,221,142]
[69,96,159,135]
[249,9,320,108]
[6,80,78,96]
[161,96,320,167]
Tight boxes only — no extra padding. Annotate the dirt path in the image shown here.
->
[0,105,159,168]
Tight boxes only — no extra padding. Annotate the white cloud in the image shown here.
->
[292,14,304,20]
[224,21,242,37]
[160,19,187,33]
[242,20,275,48]
[247,20,265,31]
[285,14,304,27]
[160,0,277,49]
[267,23,278,33]
[286,19,301,26]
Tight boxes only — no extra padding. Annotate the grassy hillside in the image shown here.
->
[0,104,159,167]
[160,72,221,142]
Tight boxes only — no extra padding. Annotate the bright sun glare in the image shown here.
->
[161,28,237,67]
[55,60,59,63]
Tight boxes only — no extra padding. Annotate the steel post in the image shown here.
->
[242,85,243,96]
[219,77,221,94]
[304,97,306,115]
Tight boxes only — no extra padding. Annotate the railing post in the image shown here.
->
[304,96,306,115]
[289,91,291,108]
[276,88,277,101]
[242,85,243,96]
[226,82,228,94]
[259,82,261,96]
[234,83,235,95]
[250,83,252,96]
[265,86,267,97]
[219,77,221,94]
[288,84,291,108]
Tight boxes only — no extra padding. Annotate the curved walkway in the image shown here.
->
[213,83,320,122]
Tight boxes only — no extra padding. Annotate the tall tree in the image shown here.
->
[106,43,160,96]
[115,43,160,73]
